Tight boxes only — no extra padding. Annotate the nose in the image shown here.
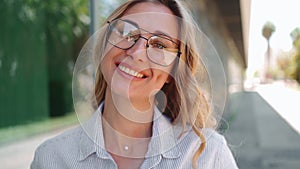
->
[125,37,148,63]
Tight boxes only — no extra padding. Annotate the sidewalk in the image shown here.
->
[256,83,300,134]
[224,90,300,169]
[0,113,78,169]
[0,127,74,169]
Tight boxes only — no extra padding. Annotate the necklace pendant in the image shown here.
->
[124,146,129,151]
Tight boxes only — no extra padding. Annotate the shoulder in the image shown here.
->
[198,129,239,169]
[174,128,229,156]
[31,126,83,168]
[203,129,228,148]
[181,128,229,153]
[36,125,82,151]
[173,128,238,168]
[178,128,227,148]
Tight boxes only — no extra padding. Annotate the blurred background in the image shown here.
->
[0,0,299,168]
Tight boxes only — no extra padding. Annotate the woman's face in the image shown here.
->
[101,2,179,107]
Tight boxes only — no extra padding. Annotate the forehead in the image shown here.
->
[121,2,179,39]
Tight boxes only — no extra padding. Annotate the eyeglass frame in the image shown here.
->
[105,19,182,67]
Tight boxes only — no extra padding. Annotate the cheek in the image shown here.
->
[152,63,175,81]
[100,46,123,69]
[100,51,116,83]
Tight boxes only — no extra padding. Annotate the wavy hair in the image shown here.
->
[93,0,216,168]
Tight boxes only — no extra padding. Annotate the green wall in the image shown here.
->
[0,1,49,127]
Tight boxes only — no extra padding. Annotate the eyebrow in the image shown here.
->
[152,30,173,40]
[119,19,139,28]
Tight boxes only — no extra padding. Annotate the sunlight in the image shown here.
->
[256,83,300,134]
[247,0,300,78]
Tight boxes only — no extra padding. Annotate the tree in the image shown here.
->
[275,50,295,80]
[290,28,300,84]
[43,0,89,116]
[262,21,276,82]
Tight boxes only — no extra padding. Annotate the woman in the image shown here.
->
[31,0,238,168]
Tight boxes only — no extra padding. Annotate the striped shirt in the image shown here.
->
[31,103,238,169]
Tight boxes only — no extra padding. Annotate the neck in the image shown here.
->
[101,90,153,157]
[102,88,153,138]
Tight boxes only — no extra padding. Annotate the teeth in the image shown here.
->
[118,65,144,78]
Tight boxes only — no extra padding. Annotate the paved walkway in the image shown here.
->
[256,83,300,134]
[0,126,75,169]
[224,87,300,169]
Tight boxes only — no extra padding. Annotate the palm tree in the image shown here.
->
[262,21,276,82]
[290,28,300,50]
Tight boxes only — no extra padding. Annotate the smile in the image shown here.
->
[118,65,145,78]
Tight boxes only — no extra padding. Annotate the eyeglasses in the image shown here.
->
[106,19,181,66]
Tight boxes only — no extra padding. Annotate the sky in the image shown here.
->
[247,0,300,78]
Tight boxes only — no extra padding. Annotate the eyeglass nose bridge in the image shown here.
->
[131,36,150,49]
[124,35,151,63]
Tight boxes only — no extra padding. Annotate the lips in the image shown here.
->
[116,63,147,78]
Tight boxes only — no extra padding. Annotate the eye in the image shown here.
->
[124,30,140,42]
[148,35,176,50]
[124,32,136,42]
[152,42,166,49]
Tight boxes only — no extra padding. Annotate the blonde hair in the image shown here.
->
[93,0,216,168]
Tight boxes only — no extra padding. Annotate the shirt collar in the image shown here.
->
[79,103,107,161]
[79,102,181,161]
